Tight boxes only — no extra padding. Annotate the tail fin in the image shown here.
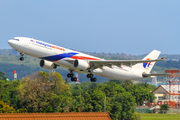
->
[132,50,161,73]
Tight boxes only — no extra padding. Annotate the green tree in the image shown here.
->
[0,100,16,113]
[121,81,155,105]
[99,81,126,98]
[122,80,133,88]
[0,71,7,80]
[160,104,169,113]
[109,79,125,84]
[0,100,27,113]
[18,71,71,112]
[71,85,84,109]
[135,83,156,91]
[0,80,20,109]
[18,71,73,112]
[110,92,135,120]
[83,89,105,112]
[45,105,53,113]
[49,71,71,96]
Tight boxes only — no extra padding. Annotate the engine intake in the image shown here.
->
[74,60,90,71]
[40,60,57,70]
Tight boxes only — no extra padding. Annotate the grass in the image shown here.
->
[140,113,180,120]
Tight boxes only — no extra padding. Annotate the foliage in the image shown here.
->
[17,71,71,113]
[0,71,7,80]
[0,100,16,113]
[135,83,156,91]
[109,79,126,84]
[44,105,53,113]
[121,80,155,105]
[110,92,135,120]
[131,112,141,120]
[0,71,157,120]
[0,80,20,109]
[160,104,169,113]
[0,100,27,113]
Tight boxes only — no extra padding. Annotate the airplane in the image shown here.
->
[8,37,169,82]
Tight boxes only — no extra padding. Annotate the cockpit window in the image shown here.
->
[13,38,19,41]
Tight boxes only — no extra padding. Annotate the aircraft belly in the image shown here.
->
[55,60,75,70]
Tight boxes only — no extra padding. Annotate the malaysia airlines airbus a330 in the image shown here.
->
[8,37,168,82]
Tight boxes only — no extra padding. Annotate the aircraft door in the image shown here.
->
[129,68,134,76]
[53,46,65,55]
[53,48,59,54]
[25,41,29,46]
[130,70,133,75]
[53,48,64,55]
[24,40,30,48]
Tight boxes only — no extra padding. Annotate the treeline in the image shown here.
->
[0,71,155,119]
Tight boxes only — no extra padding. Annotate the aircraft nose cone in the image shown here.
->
[8,39,15,48]
[8,40,12,45]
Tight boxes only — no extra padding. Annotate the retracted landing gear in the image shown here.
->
[20,53,24,61]
[87,71,97,82]
[67,70,77,82]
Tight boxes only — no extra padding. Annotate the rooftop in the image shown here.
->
[0,112,111,120]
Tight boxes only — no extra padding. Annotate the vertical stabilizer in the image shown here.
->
[132,50,161,73]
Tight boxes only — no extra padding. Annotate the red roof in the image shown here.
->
[0,112,111,120]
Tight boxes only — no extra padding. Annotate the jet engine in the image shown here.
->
[74,60,90,71]
[40,60,57,70]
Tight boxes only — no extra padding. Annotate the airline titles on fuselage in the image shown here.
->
[31,40,65,51]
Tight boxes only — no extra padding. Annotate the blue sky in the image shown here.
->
[0,0,180,55]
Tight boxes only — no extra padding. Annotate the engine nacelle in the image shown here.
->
[74,60,90,71]
[40,60,57,70]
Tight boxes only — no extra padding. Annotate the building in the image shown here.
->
[152,85,180,103]
[0,112,111,120]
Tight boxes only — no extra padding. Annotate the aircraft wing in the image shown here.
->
[89,56,166,69]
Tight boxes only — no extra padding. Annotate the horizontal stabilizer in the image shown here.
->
[142,73,171,78]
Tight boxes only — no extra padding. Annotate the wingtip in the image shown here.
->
[161,56,166,60]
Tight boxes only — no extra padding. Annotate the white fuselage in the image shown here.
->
[8,37,144,80]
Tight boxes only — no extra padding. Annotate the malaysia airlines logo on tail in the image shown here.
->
[143,58,152,68]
